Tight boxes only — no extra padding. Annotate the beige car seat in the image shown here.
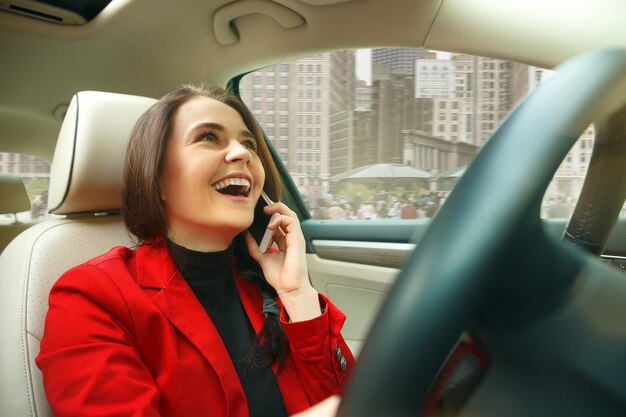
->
[0,91,156,417]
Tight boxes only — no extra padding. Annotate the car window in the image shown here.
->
[239,48,601,221]
[0,153,50,223]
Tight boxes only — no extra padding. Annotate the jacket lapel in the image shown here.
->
[134,243,310,415]
[134,243,247,413]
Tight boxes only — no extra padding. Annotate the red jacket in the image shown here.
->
[36,243,354,417]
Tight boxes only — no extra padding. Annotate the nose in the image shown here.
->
[225,139,251,164]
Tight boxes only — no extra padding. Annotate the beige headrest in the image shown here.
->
[48,91,157,215]
[0,175,31,214]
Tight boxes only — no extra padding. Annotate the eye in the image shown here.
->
[241,138,258,152]
[200,132,218,143]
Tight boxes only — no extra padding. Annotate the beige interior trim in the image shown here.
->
[307,253,399,355]
[426,0,626,69]
[214,0,306,46]
[298,0,351,5]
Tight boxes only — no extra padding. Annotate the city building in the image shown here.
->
[240,55,331,198]
[372,48,435,76]
[414,54,514,147]
[328,51,356,178]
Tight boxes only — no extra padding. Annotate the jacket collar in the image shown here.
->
[134,242,248,413]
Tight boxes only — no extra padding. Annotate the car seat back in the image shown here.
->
[0,91,156,417]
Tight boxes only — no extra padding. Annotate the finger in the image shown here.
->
[274,227,287,251]
[268,213,305,248]
[263,202,298,219]
[244,232,263,262]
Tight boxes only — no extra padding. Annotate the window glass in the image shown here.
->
[240,48,602,221]
[0,153,51,223]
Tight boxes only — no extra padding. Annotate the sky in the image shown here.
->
[356,49,371,84]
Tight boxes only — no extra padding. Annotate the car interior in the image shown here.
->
[2,0,626,416]
[0,174,32,250]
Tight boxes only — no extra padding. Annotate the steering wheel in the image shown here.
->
[338,49,626,417]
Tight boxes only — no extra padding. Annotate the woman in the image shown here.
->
[36,85,353,417]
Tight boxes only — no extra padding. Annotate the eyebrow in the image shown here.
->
[186,122,256,142]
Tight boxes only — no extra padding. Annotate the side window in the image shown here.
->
[239,49,595,221]
[0,153,50,223]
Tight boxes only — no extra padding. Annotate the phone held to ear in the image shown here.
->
[249,191,279,253]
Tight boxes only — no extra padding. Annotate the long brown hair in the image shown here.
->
[122,84,286,366]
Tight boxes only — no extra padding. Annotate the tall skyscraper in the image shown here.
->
[328,51,356,177]
[372,48,435,77]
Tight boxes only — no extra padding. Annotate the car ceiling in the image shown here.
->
[1,0,625,162]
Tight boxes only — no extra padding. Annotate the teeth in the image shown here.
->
[211,177,251,193]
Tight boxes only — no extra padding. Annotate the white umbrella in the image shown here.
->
[330,163,432,182]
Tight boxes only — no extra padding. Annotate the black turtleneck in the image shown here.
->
[167,240,287,417]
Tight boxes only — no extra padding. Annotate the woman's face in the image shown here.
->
[160,96,265,251]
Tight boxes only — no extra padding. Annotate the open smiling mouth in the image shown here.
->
[211,178,251,197]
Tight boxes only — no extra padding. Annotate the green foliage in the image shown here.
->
[394,186,406,196]
[340,183,375,203]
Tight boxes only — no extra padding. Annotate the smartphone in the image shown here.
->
[248,191,278,253]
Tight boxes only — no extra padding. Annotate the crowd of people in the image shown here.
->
[307,189,448,221]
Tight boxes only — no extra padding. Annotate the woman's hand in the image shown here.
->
[246,201,321,321]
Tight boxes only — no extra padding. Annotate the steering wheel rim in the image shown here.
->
[338,49,626,417]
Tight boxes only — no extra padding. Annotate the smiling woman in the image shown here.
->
[35,85,354,417]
